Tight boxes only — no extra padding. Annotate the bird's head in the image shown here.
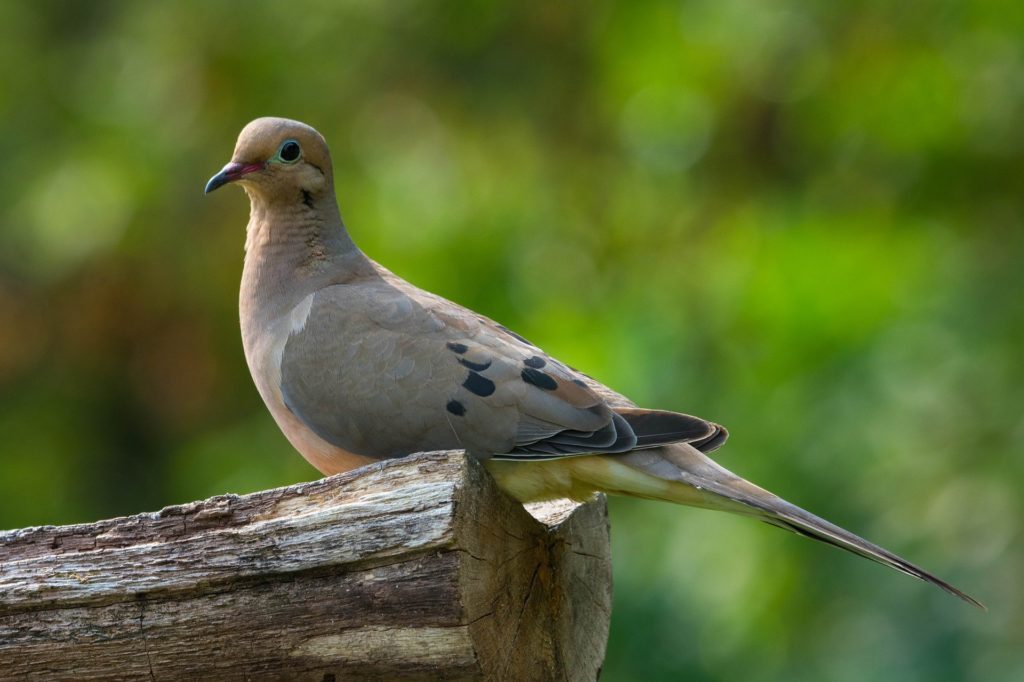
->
[205,117,334,202]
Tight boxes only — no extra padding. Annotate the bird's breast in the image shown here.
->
[241,293,375,477]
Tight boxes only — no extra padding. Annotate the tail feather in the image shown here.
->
[750,495,982,609]
[508,381,986,607]
[615,407,718,449]
[615,444,984,609]
[488,443,983,609]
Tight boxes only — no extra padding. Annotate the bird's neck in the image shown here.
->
[240,194,373,328]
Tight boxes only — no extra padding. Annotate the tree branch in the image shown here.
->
[0,451,611,681]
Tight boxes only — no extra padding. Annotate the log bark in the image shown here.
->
[0,451,611,681]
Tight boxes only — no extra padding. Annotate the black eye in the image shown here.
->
[279,140,301,163]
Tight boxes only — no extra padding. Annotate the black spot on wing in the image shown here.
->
[446,342,468,354]
[458,357,492,372]
[521,367,557,391]
[463,371,496,397]
[523,355,546,369]
[572,379,587,387]
[446,400,466,416]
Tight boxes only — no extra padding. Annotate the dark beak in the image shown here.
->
[204,162,265,194]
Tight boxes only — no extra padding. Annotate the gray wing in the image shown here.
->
[278,277,726,460]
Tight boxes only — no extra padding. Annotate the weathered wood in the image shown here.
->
[0,451,611,681]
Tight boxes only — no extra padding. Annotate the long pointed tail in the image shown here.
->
[486,443,983,609]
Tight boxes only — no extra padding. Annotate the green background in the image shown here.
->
[1,1,1020,679]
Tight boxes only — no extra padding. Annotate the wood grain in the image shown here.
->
[0,451,611,681]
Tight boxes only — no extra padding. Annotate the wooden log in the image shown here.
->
[0,451,611,681]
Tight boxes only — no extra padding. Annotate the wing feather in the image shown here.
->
[277,272,728,462]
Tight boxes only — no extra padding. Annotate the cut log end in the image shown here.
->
[0,451,611,681]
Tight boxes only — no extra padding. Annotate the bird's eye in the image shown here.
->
[278,140,301,163]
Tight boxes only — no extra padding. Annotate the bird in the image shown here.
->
[205,116,980,608]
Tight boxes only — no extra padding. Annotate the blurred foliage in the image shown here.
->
[0,1,1021,679]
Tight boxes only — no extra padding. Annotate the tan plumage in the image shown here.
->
[206,117,981,609]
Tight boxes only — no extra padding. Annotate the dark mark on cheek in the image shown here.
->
[521,367,557,391]
[301,189,315,208]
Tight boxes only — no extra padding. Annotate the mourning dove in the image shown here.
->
[205,117,980,608]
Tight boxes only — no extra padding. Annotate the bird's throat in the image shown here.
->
[239,196,371,331]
